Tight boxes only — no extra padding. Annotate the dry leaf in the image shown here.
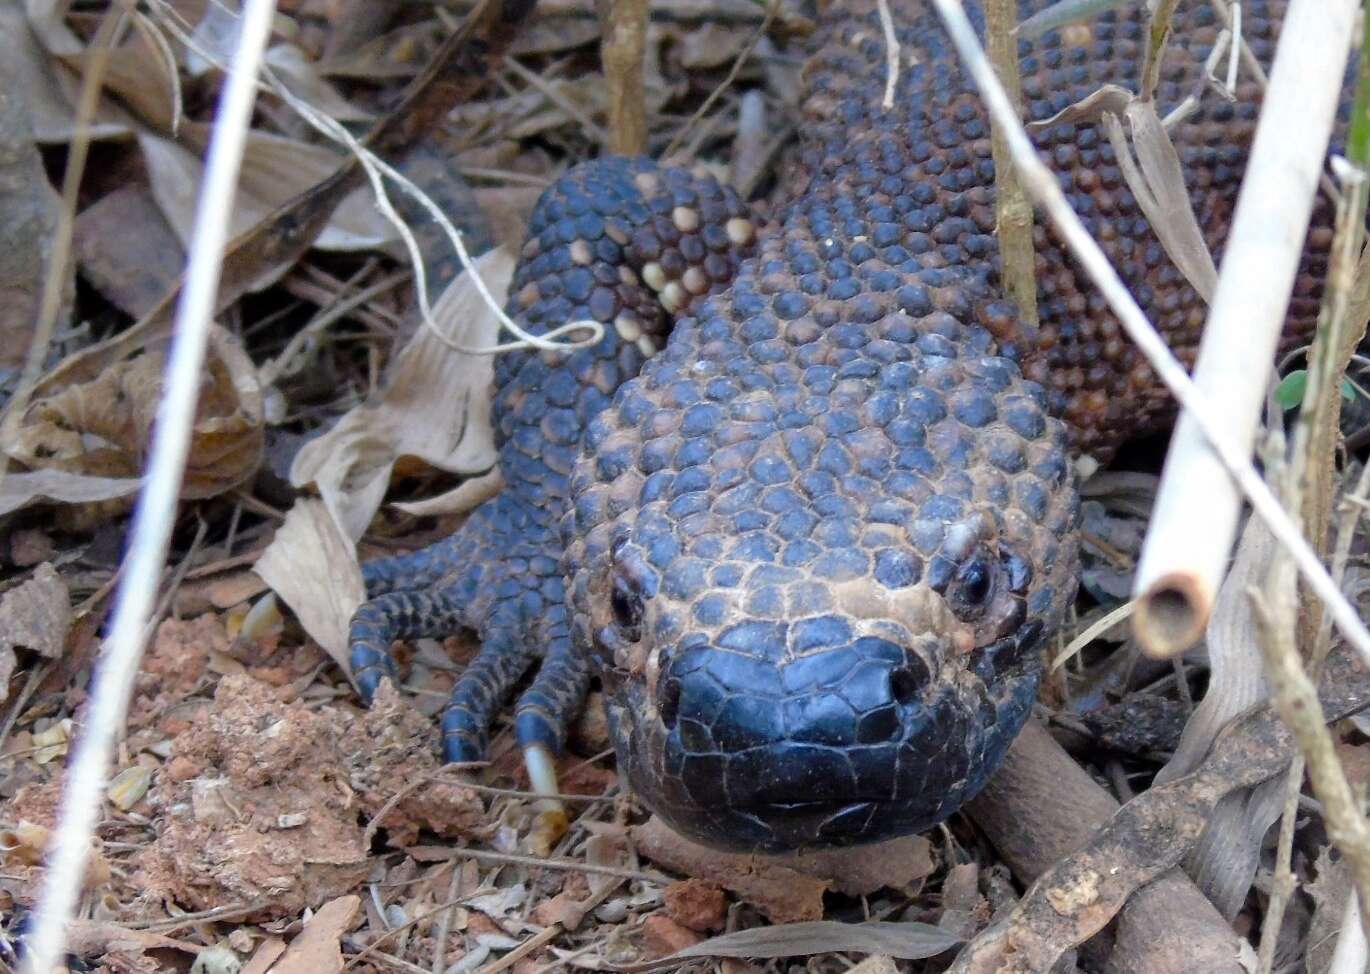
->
[390,467,503,518]
[254,499,365,670]
[1102,101,1218,302]
[267,895,359,974]
[242,937,288,974]
[0,562,72,678]
[265,45,373,122]
[3,0,134,142]
[0,17,71,369]
[140,128,395,253]
[56,27,178,132]
[73,185,186,318]
[0,468,141,518]
[3,325,264,501]
[288,247,510,541]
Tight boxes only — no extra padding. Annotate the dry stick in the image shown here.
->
[602,0,649,155]
[19,2,279,972]
[983,0,1038,329]
[1131,0,1358,656]
[926,0,1370,668]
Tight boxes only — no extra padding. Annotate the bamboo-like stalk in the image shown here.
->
[984,0,1038,328]
[924,0,1370,665]
[1131,0,1357,655]
[18,4,278,971]
[601,0,649,156]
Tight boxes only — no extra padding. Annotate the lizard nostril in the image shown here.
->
[890,662,927,707]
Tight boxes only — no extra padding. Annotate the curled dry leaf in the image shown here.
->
[2,325,264,503]
[0,562,72,701]
[254,499,365,671]
[289,246,511,541]
[139,128,395,253]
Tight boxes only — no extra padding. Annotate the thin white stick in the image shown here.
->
[20,2,277,971]
[926,1,1370,668]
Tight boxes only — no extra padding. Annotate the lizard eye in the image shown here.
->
[950,554,995,619]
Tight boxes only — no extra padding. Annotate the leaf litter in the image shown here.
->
[3,1,1370,973]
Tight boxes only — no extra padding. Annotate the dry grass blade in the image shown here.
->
[1102,101,1217,301]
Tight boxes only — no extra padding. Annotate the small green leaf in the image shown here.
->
[1342,377,1357,402]
[1275,370,1308,410]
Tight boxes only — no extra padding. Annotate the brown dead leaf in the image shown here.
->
[268,895,359,974]
[254,499,365,670]
[140,128,395,253]
[56,27,178,133]
[0,563,72,691]
[289,247,511,541]
[242,937,288,974]
[3,325,264,501]
[0,18,71,370]
[74,185,185,318]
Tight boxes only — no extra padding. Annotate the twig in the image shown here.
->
[602,0,649,155]
[19,2,278,972]
[925,0,1370,673]
[1131,0,1357,655]
[983,0,1039,328]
